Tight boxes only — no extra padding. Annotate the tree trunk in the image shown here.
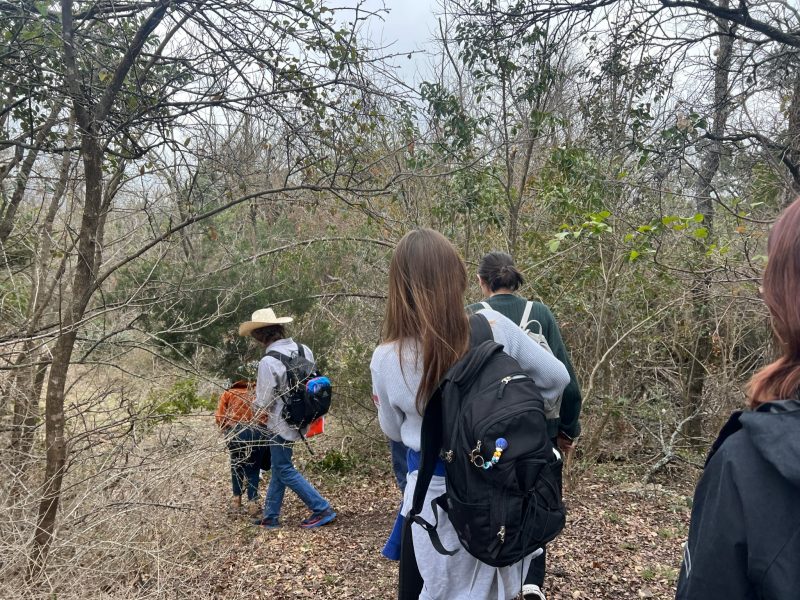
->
[28,136,104,579]
[8,342,48,514]
[683,2,734,442]
[26,0,169,574]
[6,112,74,511]
[0,100,63,245]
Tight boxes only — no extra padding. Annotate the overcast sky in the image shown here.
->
[336,0,441,84]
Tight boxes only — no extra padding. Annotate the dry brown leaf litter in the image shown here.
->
[171,456,692,600]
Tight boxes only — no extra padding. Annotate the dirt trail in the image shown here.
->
[182,454,691,600]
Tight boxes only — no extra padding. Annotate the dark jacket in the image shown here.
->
[467,293,582,439]
[676,399,800,600]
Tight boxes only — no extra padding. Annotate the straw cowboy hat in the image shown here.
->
[238,308,293,337]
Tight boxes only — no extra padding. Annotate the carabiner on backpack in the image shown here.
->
[470,438,509,470]
[469,440,485,468]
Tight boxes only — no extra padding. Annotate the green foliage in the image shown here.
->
[0,273,31,325]
[148,379,215,421]
[334,339,374,400]
[579,30,672,164]
[548,210,614,252]
[455,5,559,113]
[309,449,358,474]
[420,82,482,153]
[621,212,712,261]
[433,166,506,228]
[640,566,657,581]
[0,10,62,140]
[538,146,607,211]
[747,163,784,208]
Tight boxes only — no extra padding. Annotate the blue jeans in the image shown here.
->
[390,440,409,493]
[264,436,329,520]
[228,425,266,501]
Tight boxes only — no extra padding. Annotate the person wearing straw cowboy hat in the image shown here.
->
[240,308,337,529]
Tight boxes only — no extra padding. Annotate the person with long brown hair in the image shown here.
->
[371,229,569,599]
[676,198,800,599]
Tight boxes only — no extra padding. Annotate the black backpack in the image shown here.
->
[407,314,565,570]
[267,344,332,433]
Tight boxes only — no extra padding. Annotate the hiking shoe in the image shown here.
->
[252,516,281,529]
[228,496,244,515]
[246,500,261,518]
[299,507,337,529]
[522,584,546,600]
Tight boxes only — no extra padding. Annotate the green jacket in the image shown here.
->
[467,293,582,440]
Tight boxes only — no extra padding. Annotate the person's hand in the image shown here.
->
[556,431,577,457]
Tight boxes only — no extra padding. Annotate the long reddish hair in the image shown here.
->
[748,197,800,406]
[383,229,470,413]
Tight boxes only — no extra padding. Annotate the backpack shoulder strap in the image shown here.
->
[267,343,305,365]
[469,313,493,347]
[266,350,292,367]
[520,300,534,329]
[398,513,423,600]
[412,314,492,512]
[480,301,491,311]
[407,387,458,558]
[266,350,296,389]
[408,385,458,560]
[527,319,544,336]
[411,388,443,516]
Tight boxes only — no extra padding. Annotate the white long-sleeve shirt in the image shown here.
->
[255,337,314,442]
[370,308,569,600]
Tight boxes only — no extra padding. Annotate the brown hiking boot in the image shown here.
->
[228,496,243,514]
[247,500,261,517]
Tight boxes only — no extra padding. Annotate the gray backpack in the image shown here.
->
[479,301,561,419]
[480,300,553,354]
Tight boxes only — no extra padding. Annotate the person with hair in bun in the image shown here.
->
[468,251,582,600]
[676,198,800,599]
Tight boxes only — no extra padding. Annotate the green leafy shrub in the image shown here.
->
[309,449,358,475]
[149,379,215,421]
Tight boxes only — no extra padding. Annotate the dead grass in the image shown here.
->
[1,413,695,600]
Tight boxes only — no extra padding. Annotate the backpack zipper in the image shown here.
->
[451,374,539,463]
[487,524,507,557]
[496,374,528,399]
[473,377,543,438]
[472,405,544,466]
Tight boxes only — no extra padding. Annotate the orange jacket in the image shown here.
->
[214,380,265,428]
